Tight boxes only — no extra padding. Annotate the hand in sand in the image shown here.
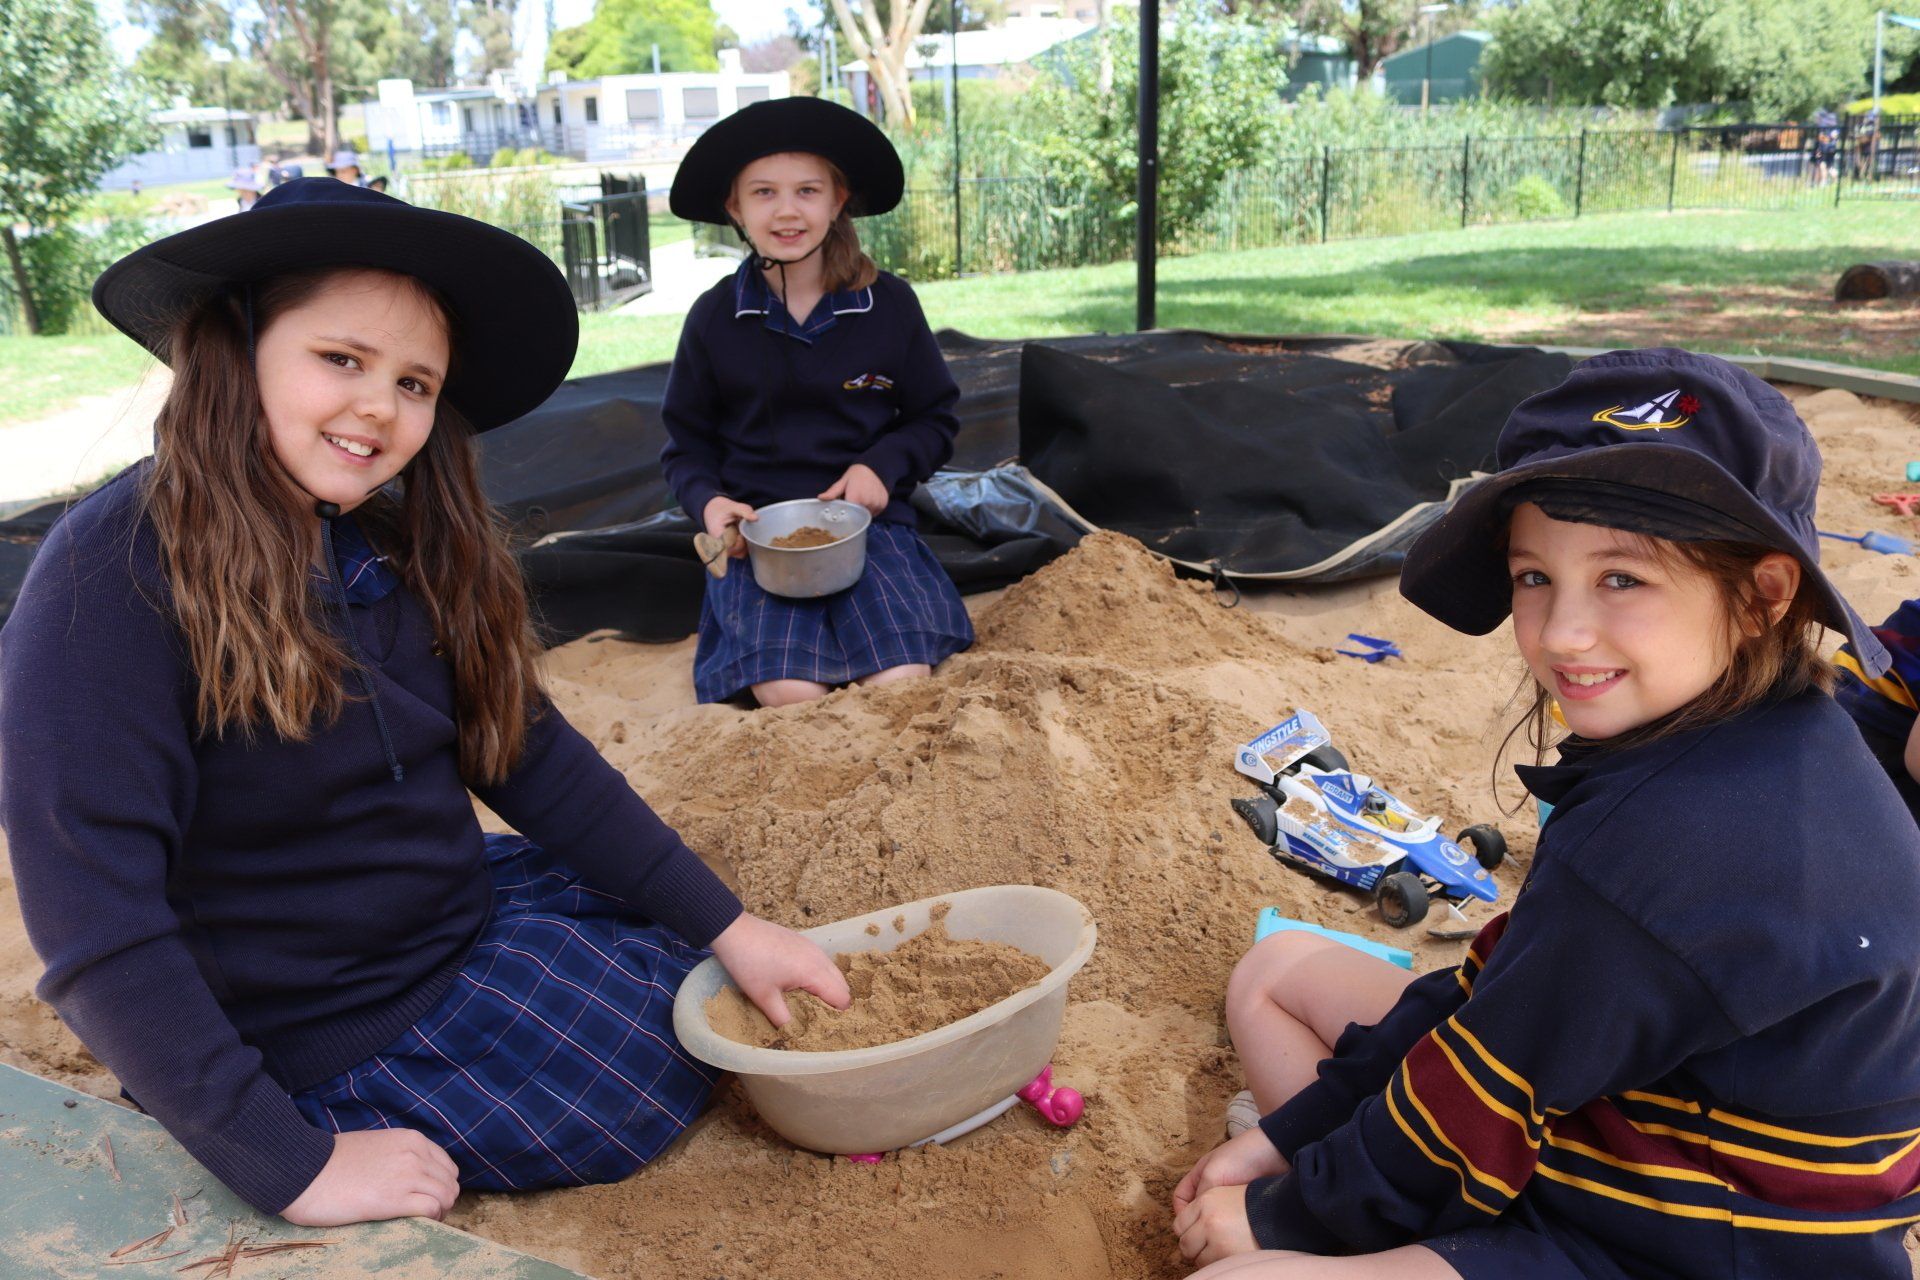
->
[1173,1125,1289,1218]
[1173,1183,1260,1268]
[818,463,889,515]
[282,1129,460,1226]
[702,496,756,556]
[710,912,851,1028]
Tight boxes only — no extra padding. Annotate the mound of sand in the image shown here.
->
[2,387,1917,1279]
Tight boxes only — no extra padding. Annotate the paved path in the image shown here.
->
[0,370,168,508]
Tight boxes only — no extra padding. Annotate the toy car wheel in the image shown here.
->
[1459,824,1506,871]
[1375,871,1429,928]
[1299,744,1350,773]
[1232,795,1280,846]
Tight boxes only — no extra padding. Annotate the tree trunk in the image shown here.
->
[1,223,41,336]
[1835,261,1920,302]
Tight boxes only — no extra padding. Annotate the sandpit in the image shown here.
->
[1,380,1916,1279]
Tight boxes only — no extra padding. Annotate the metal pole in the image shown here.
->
[1874,10,1885,111]
[1460,135,1470,227]
[1136,0,1158,331]
[1424,15,1433,114]
[652,43,662,76]
[951,0,962,277]
[1574,128,1586,217]
[1667,128,1680,211]
[1319,144,1330,242]
[221,59,235,167]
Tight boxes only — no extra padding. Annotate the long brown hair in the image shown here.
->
[819,160,879,292]
[1493,533,1834,807]
[143,267,545,785]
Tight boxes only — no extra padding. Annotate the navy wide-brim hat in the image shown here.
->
[669,97,903,225]
[91,178,578,431]
[1400,347,1891,677]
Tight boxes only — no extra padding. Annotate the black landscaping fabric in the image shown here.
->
[0,332,1572,642]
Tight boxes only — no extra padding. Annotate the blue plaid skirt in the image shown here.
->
[694,520,974,704]
[289,835,720,1193]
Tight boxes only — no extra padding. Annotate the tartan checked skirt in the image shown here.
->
[289,835,720,1192]
[693,520,974,704]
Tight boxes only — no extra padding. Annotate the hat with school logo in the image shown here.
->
[1399,346,1890,677]
[670,96,903,225]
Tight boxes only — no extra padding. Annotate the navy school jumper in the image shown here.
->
[1245,691,1920,1278]
[660,260,961,528]
[0,466,743,1214]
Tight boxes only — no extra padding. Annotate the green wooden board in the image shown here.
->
[0,1062,592,1279]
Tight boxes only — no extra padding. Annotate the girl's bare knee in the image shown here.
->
[753,679,831,708]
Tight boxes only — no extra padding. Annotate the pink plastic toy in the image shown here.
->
[1017,1065,1085,1127]
[845,1152,883,1163]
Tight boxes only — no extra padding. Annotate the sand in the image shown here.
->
[706,912,1053,1052]
[2,379,1918,1279]
[769,526,841,550]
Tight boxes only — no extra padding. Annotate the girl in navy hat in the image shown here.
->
[661,97,973,707]
[1172,349,1920,1280]
[0,178,848,1227]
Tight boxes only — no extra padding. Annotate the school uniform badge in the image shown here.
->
[844,371,895,392]
[1592,389,1699,431]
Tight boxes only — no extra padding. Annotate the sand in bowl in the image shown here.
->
[707,906,1052,1051]
[770,526,840,549]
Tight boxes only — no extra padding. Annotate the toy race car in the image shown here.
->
[1230,710,1503,933]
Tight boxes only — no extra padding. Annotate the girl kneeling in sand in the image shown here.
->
[1172,349,1920,1279]
[661,98,973,708]
[0,178,847,1227]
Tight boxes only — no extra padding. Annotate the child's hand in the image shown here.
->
[708,912,851,1027]
[281,1129,460,1226]
[702,496,756,556]
[819,464,890,515]
[1173,1183,1260,1267]
[1172,1125,1289,1216]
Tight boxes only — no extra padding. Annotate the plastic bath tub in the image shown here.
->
[672,886,1097,1155]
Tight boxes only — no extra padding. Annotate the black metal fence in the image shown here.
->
[699,121,1919,283]
[557,177,653,310]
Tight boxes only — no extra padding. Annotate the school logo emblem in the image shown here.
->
[1592,389,1700,431]
[843,372,895,392]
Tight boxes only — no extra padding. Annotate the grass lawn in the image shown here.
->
[650,211,692,248]
[0,334,160,427]
[9,204,1917,425]
[568,203,1920,380]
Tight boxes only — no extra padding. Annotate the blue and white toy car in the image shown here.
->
[1230,710,1503,932]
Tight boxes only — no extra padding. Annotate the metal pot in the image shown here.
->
[739,498,872,598]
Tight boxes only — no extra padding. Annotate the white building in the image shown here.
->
[349,52,790,165]
[840,18,1091,117]
[535,51,790,162]
[98,106,260,190]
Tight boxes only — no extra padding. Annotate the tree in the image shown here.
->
[0,0,152,333]
[545,0,721,75]
[1293,0,1418,79]
[1033,0,1283,245]
[828,0,938,125]
[467,0,519,78]
[1484,0,1876,116]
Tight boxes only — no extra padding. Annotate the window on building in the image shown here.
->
[431,101,451,126]
[626,88,662,120]
[736,85,771,106]
[552,99,562,125]
[683,87,719,118]
[465,106,476,132]
[585,96,598,123]
[186,126,213,148]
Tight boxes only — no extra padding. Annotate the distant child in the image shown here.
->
[0,178,847,1228]
[661,98,973,708]
[1172,349,1920,1279]
[1833,599,1920,818]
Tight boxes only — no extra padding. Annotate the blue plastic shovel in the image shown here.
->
[1819,529,1912,555]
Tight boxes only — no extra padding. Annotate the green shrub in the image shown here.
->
[1499,173,1569,220]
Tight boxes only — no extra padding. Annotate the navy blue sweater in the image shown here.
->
[660,261,961,528]
[0,467,743,1215]
[1244,692,1920,1278]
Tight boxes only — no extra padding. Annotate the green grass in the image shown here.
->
[9,204,1918,425]
[0,335,160,427]
[650,211,692,248]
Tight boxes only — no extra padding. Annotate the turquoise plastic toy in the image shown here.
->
[1254,908,1414,969]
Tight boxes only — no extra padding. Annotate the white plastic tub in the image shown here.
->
[672,886,1097,1155]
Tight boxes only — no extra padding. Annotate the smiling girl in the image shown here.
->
[660,97,973,707]
[1171,349,1920,1280]
[0,178,847,1227]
